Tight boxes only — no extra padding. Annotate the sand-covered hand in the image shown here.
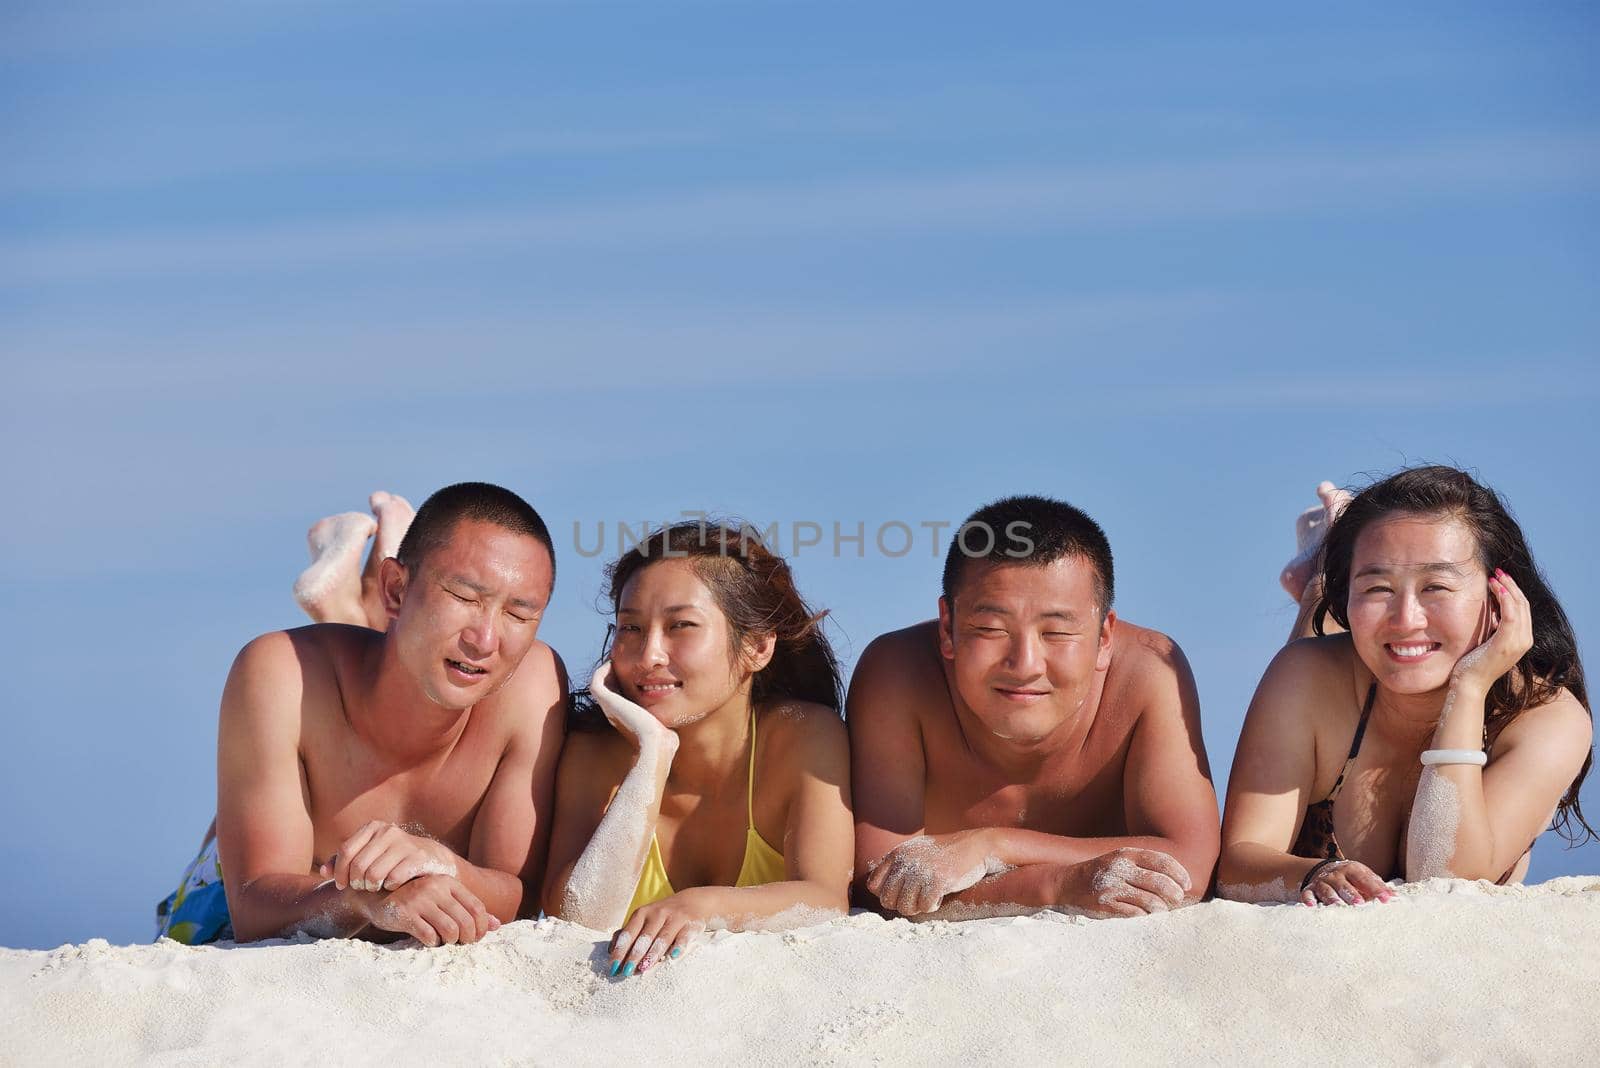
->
[865,832,1000,916]
[360,874,498,947]
[590,662,677,752]
[320,820,458,892]
[1063,848,1193,918]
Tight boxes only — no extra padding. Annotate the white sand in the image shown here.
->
[5,877,1598,1066]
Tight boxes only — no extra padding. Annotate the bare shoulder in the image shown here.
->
[237,622,351,667]
[856,621,941,674]
[1110,619,1189,674]
[1243,633,1362,739]
[559,723,634,787]
[482,639,567,730]
[1264,633,1358,692]
[1496,686,1594,752]
[227,623,365,704]
[760,698,848,755]
[847,621,943,720]
[219,626,372,765]
[1103,619,1195,707]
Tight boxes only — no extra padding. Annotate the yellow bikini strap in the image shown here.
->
[746,707,758,829]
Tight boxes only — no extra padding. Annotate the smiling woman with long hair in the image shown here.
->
[542,521,852,978]
[1219,465,1593,906]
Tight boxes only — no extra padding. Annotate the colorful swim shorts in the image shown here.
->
[156,833,233,945]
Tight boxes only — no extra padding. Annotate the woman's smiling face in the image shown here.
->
[610,558,750,728]
[1345,511,1492,695]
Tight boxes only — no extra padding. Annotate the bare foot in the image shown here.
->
[360,491,416,630]
[1279,480,1353,601]
[293,512,376,624]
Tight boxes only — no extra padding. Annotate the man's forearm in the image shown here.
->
[923,863,1065,917]
[231,873,371,943]
[447,860,527,922]
[968,827,1209,897]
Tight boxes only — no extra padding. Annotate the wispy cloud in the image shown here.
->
[0,289,1232,395]
[4,133,1594,285]
[0,0,319,61]
[1125,369,1600,411]
[0,126,718,196]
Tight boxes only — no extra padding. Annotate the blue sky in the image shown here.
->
[2,2,1596,949]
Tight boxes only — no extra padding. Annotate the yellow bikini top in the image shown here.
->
[624,708,786,922]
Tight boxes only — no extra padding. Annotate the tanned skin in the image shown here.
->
[850,556,1219,919]
[217,518,567,945]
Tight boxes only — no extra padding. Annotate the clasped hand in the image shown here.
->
[317,820,497,947]
[357,873,499,947]
[1059,847,1192,918]
[320,819,458,893]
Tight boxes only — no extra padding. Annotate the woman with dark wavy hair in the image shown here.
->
[1219,465,1593,906]
[543,521,852,977]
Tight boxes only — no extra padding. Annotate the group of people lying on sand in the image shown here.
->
[155,465,1594,980]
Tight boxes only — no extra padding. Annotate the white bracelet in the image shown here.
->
[1420,748,1488,767]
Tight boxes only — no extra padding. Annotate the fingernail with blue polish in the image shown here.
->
[621,962,636,978]
[608,960,621,977]
[670,947,682,959]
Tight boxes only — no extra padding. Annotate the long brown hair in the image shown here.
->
[571,520,842,730]
[1313,464,1594,844]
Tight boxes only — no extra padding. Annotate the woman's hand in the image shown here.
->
[606,888,716,977]
[1300,859,1394,907]
[1450,569,1533,693]
[590,662,678,754]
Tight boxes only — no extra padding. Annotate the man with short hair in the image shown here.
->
[850,495,1219,919]
[165,482,568,945]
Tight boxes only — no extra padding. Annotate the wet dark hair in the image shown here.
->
[395,481,555,585]
[571,521,842,731]
[940,495,1114,617]
[1313,464,1593,844]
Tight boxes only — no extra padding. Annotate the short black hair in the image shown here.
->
[940,494,1113,614]
[396,482,556,585]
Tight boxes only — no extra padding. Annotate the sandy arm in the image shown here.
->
[1407,576,1592,882]
[543,666,678,931]
[1406,679,1590,881]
